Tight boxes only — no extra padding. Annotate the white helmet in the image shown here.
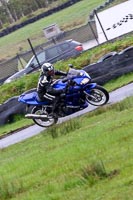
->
[41,63,54,76]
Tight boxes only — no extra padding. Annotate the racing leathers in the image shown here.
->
[37,70,67,115]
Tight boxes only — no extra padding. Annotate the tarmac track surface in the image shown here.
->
[0,82,133,149]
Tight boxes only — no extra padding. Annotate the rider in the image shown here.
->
[37,62,67,117]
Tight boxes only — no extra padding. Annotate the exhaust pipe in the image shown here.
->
[25,114,48,120]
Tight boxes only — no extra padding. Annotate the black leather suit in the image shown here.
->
[37,70,67,114]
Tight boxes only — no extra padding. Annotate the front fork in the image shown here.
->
[83,83,97,100]
[84,83,97,90]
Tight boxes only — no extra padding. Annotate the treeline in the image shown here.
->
[0,0,66,29]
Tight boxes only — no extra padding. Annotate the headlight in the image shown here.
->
[81,78,90,85]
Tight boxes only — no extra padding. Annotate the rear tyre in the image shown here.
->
[85,85,109,106]
[31,106,58,127]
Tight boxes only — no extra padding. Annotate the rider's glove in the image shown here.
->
[62,72,67,76]
[69,79,75,86]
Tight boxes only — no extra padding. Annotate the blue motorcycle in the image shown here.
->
[18,65,109,127]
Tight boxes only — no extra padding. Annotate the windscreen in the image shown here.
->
[67,68,82,78]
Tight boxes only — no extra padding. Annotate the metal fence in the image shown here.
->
[0,21,98,84]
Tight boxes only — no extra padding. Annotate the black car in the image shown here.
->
[4,39,83,83]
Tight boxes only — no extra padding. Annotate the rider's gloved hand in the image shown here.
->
[63,72,67,76]
[69,79,75,86]
[62,77,68,83]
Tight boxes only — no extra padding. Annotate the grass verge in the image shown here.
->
[0,95,132,199]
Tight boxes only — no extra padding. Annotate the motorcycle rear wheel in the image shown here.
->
[31,106,58,127]
[85,85,109,106]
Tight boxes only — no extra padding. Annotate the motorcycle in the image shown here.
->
[18,64,109,127]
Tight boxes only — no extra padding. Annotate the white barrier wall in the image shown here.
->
[95,0,133,43]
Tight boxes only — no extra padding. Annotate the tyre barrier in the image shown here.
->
[83,47,133,85]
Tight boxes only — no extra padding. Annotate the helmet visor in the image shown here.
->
[48,69,54,76]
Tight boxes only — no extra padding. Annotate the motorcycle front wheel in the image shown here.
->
[31,106,58,127]
[85,85,109,106]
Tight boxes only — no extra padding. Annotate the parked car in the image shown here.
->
[4,39,83,84]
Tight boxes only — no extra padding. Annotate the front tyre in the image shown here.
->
[85,85,109,106]
[31,106,58,127]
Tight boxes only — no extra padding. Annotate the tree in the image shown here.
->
[0,0,68,28]
[34,0,43,9]
[0,0,15,23]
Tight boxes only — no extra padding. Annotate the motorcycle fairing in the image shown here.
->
[83,83,97,92]
[52,79,66,90]
[53,76,88,89]
[18,92,49,105]
[65,83,97,107]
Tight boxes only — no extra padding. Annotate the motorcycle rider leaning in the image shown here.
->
[37,63,67,117]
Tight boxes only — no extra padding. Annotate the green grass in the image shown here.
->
[0,1,132,198]
[104,72,133,92]
[0,118,34,138]
[0,96,133,199]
